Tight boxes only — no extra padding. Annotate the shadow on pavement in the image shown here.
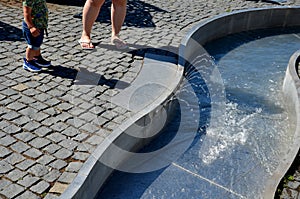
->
[42,65,130,89]
[0,21,23,41]
[72,0,167,28]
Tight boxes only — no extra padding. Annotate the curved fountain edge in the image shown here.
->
[59,57,184,198]
[179,6,300,199]
[266,50,300,199]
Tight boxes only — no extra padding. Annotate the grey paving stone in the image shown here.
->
[65,162,83,172]
[29,137,51,149]
[85,135,104,146]
[0,161,13,175]
[0,178,12,191]
[42,117,60,127]
[23,148,43,159]
[43,143,62,154]
[15,159,36,171]
[18,95,36,105]
[37,155,55,166]
[79,111,98,122]
[61,126,79,137]
[53,148,73,160]
[42,169,61,183]
[30,180,50,194]
[79,123,99,134]
[15,190,41,199]
[0,183,25,198]
[14,131,35,142]
[1,110,21,120]
[56,112,72,123]
[59,139,78,151]
[30,112,50,122]
[12,115,31,126]
[66,117,86,129]
[23,121,41,131]
[3,124,22,134]
[44,98,61,107]
[28,164,49,177]
[4,153,25,165]
[72,152,90,161]
[17,175,40,188]
[0,135,17,146]
[0,145,12,158]
[50,122,69,132]
[47,133,66,143]
[49,160,67,170]
[34,126,52,137]
[19,107,38,117]
[72,133,89,142]
[6,168,26,182]
[57,172,77,184]
[7,102,26,111]
[57,102,73,111]
[10,141,30,153]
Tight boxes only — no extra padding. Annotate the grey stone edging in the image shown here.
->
[59,56,184,199]
[178,6,300,199]
[268,50,300,199]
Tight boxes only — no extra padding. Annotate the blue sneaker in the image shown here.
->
[34,55,51,67]
[23,58,42,72]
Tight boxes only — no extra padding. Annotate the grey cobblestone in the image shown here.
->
[24,148,43,159]
[15,190,41,199]
[3,124,22,134]
[10,141,30,153]
[65,162,83,172]
[58,172,77,184]
[0,183,25,198]
[49,159,67,170]
[14,131,35,142]
[4,153,25,165]
[15,159,36,171]
[17,175,40,188]
[53,148,73,160]
[28,164,49,177]
[30,180,50,194]
[6,168,26,182]
[37,155,55,166]
[0,135,17,146]
[29,137,51,149]
[0,161,13,175]
[0,178,12,190]
[42,169,61,183]
[43,143,61,154]
[34,126,53,137]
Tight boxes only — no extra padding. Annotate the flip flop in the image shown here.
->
[111,37,128,50]
[78,40,95,50]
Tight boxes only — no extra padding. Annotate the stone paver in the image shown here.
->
[0,0,299,198]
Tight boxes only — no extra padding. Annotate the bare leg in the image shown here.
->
[25,47,38,61]
[111,0,127,37]
[111,0,127,49]
[80,0,105,48]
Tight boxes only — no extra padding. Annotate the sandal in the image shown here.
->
[78,40,95,50]
[111,36,128,50]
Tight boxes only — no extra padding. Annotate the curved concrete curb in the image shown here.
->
[179,6,300,199]
[267,50,300,198]
[60,55,184,198]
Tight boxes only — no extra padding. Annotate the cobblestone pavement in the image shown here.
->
[0,0,299,199]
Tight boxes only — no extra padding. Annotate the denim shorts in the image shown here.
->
[22,21,44,50]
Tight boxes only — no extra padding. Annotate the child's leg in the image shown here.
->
[25,47,39,61]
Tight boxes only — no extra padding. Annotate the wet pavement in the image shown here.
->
[0,0,299,198]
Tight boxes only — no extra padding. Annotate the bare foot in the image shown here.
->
[111,35,128,50]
